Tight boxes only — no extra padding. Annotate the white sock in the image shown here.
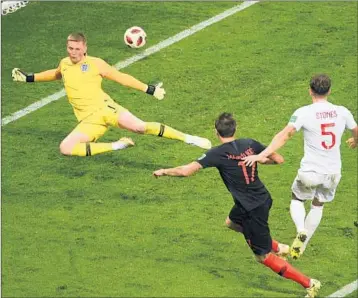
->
[184,134,194,144]
[303,204,323,250]
[278,243,290,254]
[290,199,306,233]
[112,141,128,150]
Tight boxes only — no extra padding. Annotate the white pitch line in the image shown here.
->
[327,280,358,297]
[2,3,358,297]
[9,4,358,298]
[1,1,258,127]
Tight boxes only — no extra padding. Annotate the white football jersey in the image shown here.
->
[288,101,357,174]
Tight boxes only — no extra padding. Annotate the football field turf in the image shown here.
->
[1,2,357,297]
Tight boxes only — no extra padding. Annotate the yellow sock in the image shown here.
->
[71,142,113,156]
[144,122,185,141]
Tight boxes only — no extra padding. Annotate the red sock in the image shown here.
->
[271,239,279,253]
[263,253,311,288]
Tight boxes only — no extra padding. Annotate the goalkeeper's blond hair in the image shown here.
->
[67,32,87,44]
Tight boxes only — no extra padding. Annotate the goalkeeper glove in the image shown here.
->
[146,82,166,100]
[12,68,35,82]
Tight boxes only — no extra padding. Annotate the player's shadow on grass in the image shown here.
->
[101,157,176,172]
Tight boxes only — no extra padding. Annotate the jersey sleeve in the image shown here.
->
[250,139,266,155]
[343,107,357,129]
[196,149,218,169]
[92,57,111,77]
[59,57,66,68]
[288,107,305,131]
[55,59,63,78]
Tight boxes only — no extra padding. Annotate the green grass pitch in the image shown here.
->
[1,2,357,297]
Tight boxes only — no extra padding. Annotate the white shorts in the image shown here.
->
[291,170,341,203]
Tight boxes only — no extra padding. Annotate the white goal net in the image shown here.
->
[1,1,29,16]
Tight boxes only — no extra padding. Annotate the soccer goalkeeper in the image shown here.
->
[12,32,211,157]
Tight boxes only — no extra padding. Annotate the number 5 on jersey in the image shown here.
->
[321,123,336,149]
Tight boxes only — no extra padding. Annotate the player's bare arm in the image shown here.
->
[12,64,62,82]
[95,58,165,100]
[259,152,284,165]
[346,126,358,149]
[153,162,202,177]
[260,125,297,157]
[243,125,296,166]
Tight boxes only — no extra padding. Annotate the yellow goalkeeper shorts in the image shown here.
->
[72,102,127,142]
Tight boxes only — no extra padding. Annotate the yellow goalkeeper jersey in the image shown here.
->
[60,55,114,121]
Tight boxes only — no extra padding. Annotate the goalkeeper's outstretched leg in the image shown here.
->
[58,107,211,157]
[117,110,212,150]
[59,132,134,157]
